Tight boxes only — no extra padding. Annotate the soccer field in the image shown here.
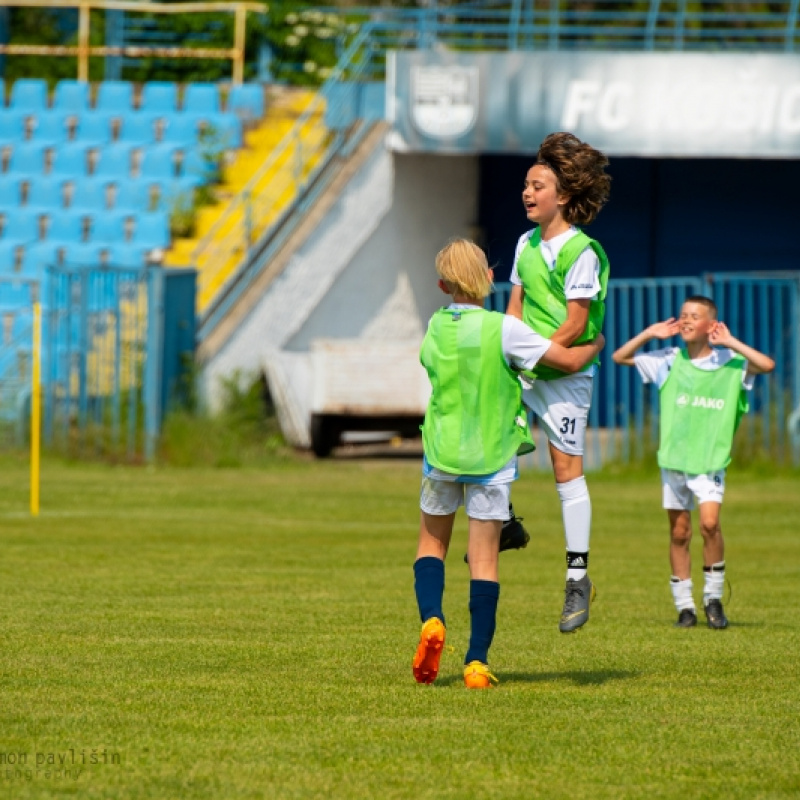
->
[0,455,799,799]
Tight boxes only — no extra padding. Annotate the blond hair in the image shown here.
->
[435,239,493,300]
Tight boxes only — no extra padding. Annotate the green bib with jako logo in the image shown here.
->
[658,348,749,473]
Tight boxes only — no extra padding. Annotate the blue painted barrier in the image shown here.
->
[489,273,800,468]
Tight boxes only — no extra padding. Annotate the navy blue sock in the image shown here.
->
[465,580,500,665]
[413,556,445,626]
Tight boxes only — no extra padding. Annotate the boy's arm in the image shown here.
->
[506,284,524,321]
[540,333,605,373]
[612,318,680,366]
[550,299,590,347]
[710,322,776,375]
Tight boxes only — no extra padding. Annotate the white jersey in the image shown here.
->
[510,226,601,301]
[633,346,754,391]
[422,304,553,485]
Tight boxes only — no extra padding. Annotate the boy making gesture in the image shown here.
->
[612,296,774,628]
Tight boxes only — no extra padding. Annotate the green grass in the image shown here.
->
[0,455,799,799]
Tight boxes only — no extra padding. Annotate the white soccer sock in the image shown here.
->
[670,577,696,612]
[703,561,726,605]
[557,476,591,580]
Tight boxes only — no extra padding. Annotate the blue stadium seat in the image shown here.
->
[228,83,265,122]
[208,114,242,148]
[133,212,169,250]
[183,83,221,116]
[161,115,200,148]
[52,80,90,114]
[182,148,216,184]
[45,210,86,244]
[140,82,178,116]
[107,243,149,269]
[0,280,33,308]
[71,177,113,211]
[30,111,70,147]
[89,210,130,245]
[23,241,62,271]
[0,241,25,272]
[9,79,48,113]
[0,175,24,207]
[139,144,179,179]
[50,142,91,178]
[0,109,28,142]
[117,113,159,145]
[6,141,48,175]
[63,242,106,269]
[27,175,68,211]
[95,81,134,115]
[73,112,115,148]
[94,143,135,178]
[1,208,42,245]
[115,178,156,213]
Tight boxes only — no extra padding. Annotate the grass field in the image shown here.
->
[0,453,799,799]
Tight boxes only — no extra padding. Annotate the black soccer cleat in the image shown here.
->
[704,599,729,629]
[463,510,530,563]
[675,608,698,628]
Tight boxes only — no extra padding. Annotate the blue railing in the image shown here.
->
[0,266,189,461]
[490,272,800,468]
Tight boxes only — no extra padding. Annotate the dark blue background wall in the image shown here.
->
[479,156,800,282]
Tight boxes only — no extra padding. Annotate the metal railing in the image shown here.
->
[193,25,375,328]
[490,272,800,468]
[0,0,267,83]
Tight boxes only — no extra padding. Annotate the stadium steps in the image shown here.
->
[163,86,326,311]
[197,120,389,366]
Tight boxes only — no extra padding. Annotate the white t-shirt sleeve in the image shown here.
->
[501,315,552,371]
[633,347,678,388]
[509,231,535,286]
[563,247,601,301]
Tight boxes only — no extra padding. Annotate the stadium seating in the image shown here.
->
[95,80,134,116]
[6,141,48,175]
[72,178,113,212]
[27,175,68,211]
[51,142,92,177]
[30,111,70,147]
[0,109,28,142]
[52,80,91,115]
[0,175,24,207]
[118,113,159,145]
[9,79,48,113]
[228,83,265,122]
[140,82,179,116]
[94,143,136,179]
[74,112,115,148]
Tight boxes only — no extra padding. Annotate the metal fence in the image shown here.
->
[489,272,800,468]
[0,266,179,461]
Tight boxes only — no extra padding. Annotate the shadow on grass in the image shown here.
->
[434,669,637,688]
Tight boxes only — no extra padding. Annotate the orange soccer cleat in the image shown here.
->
[463,660,498,689]
[412,617,446,684]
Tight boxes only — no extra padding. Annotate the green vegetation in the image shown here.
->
[0,456,798,798]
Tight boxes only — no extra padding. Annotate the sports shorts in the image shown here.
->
[521,371,593,456]
[661,468,726,510]
[420,477,512,521]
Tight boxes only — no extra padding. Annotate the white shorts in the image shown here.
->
[661,469,726,511]
[420,477,511,521]
[521,371,593,456]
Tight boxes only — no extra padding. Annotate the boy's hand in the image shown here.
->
[709,321,733,347]
[593,332,606,351]
[647,318,680,340]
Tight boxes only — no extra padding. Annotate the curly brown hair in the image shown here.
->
[535,132,611,226]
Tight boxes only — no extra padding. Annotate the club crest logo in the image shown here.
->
[676,393,690,407]
[410,65,478,139]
